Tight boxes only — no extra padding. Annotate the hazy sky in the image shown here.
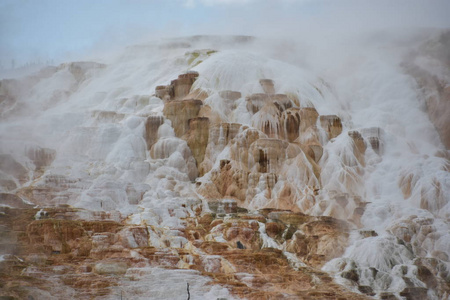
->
[1,0,450,67]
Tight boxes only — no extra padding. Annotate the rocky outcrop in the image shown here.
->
[195,79,329,211]
[320,115,343,140]
[144,115,165,150]
[246,93,270,114]
[172,72,198,100]
[26,146,56,172]
[198,128,283,203]
[247,93,294,139]
[183,117,210,170]
[299,107,319,135]
[199,122,242,175]
[164,78,337,207]
[154,71,199,101]
[249,138,288,173]
[281,108,301,142]
[155,85,172,101]
[348,130,366,165]
[0,204,369,300]
[361,127,383,155]
[272,93,292,111]
[162,99,203,138]
[259,79,275,94]
[285,218,349,267]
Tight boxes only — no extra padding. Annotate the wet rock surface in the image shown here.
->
[0,206,368,300]
[1,34,449,300]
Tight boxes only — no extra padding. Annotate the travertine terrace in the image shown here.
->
[1,34,449,299]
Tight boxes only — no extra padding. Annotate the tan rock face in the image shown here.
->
[154,73,220,179]
[272,94,293,111]
[26,218,123,255]
[320,115,343,139]
[252,102,282,138]
[171,72,199,100]
[301,142,323,164]
[196,79,326,210]
[155,85,173,101]
[198,159,246,200]
[172,77,194,100]
[281,108,301,142]
[246,93,270,114]
[183,117,210,171]
[264,210,349,267]
[223,222,262,250]
[348,130,366,165]
[198,129,295,204]
[259,79,275,94]
[157,78,335,210]
[163,99,203,138]
[189,208,360,299]
[0,200,368,300]
[26,146,56,171]
[249,138,288,173]
[386,216,450,298]
[144,115,165,150]
[210,123,242,146]
[299,107,319,135]
[117,226,149,248]
[199,123,243,175]
[230,128,265,171]
[198,104,223,124]
[247,94,295,139]
[298,218,350,267]
[155,72,199,101]
[361,127,383,155]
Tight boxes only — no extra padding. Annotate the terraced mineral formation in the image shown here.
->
[1,35,449,300]
[0,205,371,300]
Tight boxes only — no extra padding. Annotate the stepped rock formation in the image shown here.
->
[183,117,210,170]
[320,115,343,140]
[0,205,371,299]
[0,35,449,300]
[144,116,165,150]
[162,98,203,138]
